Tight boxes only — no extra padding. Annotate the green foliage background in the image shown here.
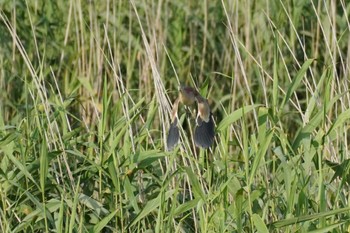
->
[1,0,350,232]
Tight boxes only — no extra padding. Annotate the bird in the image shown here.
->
[166,85,215,150]
[179,84,198,106]
[193,95,215,149]
[166,97,180,151]
[167,85,198,151]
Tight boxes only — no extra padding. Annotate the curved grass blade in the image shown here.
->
[217,104,262,132]
[279,59,314,113]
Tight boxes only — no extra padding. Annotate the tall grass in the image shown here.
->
[0,0,350,232]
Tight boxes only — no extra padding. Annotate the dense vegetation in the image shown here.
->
[1,0,350,232]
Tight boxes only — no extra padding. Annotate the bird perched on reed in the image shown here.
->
[166,85,215,150]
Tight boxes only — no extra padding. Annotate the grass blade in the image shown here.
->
[217,104,262,132]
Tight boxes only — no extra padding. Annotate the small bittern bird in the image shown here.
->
[166,85,215,150]
[193,95,215,148]
[166,98,180,151]
[179,85,199,106]
[167,85,198,151]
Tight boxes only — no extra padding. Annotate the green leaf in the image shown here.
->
[40,137,48,192]
[250,129,273,184]
[252,214,269,233]
[270,206,350,229]
[199,77,209,97]
[77,77,95,94]
[79,194,109,216]
[217,104,262,132]
[279,59,314,113]
[132,150,167,168]
[185,167,206,200]
[129,189,176,228]
[308,222,346,233]
[173,198,199,216]
[0,131,19,147]
[68,178,81,233]
[292,91,343,149]
[326,108,350,140]
[235,189,244,233]
[124,176,140,213]
[304,68,329,123]
[7,151,39,189]
[56,197,64,233]
[212,71,233,79]
[93,210,118,233]
[272,38,278,115]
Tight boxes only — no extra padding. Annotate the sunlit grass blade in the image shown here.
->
[249,129,273,184]
[56,197,64,232]
[326,108,350,140]
[304,68,330,123]
[68,178,80,233]
[308,222,346,233]
[252,214,269,233]
[184,167,206,200]
[93,210,118,233]
[128,189,176,228]
[272,37,279,115]
[39,137,48,193]
[6,149,39,190]
[270,206,350,229]
[217,104,263,132]
[279,59,314,114]
[173,198,199,217]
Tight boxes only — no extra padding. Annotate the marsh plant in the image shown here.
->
[0,0,350,232]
